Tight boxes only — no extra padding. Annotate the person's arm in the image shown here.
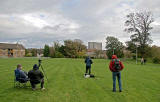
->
[28,71,31,78]
[119,61,124,70]
[20,70,27,78]
[109,61,114,72]
[90,59,93,64]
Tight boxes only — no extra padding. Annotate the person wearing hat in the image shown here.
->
[28,64,45,90]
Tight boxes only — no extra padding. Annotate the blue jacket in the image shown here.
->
[85,57,93,67]
[15,68,27,81]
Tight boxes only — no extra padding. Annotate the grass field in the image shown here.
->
[0,58,160,102]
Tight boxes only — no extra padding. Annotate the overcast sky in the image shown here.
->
[0,0,160,49]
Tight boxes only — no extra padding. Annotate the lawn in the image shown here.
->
[0,58,159,102]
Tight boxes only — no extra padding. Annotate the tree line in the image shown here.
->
[43,39,87,58]
[25,11,160,63]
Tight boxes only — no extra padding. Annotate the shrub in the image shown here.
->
[152,57,160,64]
[132,53,136,60]
[25,53,32,57]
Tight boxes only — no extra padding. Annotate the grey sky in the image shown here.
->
[0,0,160,49]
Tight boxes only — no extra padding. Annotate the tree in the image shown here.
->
[64,39,87,58]
[31,49,37,57]
[43,44,50,57]
[106,36,124,59]
[94,50,103,58]
[125,41,136,53]
[124,11,154,57]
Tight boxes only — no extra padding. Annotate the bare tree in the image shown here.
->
[124,11,154,56]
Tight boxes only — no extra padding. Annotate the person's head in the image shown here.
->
[17,64,22,70]
[112,55,117,59]
[33,64,39,70]
[86,56,90,59]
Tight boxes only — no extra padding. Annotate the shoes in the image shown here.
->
[32,88,36,91]
[112,90,116,92]
[41,87,45,90]
[119,90,122,92]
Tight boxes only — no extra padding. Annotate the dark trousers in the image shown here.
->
[30,79,44,89]
[112,72,122,91]
[86,66,91,75]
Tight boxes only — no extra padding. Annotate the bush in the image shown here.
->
[132,53,136,60]
[152,57,160,64]
[50,51,64,58]
[25,53,32,57]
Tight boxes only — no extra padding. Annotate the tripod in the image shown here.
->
[38,59,49,82]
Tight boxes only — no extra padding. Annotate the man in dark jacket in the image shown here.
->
[85,56,93,75]
[15,64,29,83]
[28,64,45,90]
[109,55,124,92]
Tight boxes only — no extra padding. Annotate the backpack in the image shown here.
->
[113,59,121,71]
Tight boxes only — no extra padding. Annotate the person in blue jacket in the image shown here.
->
[15,64,29,83]
[85,56,93,75]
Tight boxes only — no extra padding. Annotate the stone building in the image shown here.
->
[0,43,25,57]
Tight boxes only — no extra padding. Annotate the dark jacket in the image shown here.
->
[28,69,44,82]
[15,68,28,81]
[109,55,124,72]
[85,57,93,67]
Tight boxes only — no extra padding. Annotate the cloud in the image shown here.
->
[0,0,160,48]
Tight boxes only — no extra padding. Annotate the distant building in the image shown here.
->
[87,42,106,58]
[0,43,25,57]
[88,42,102,50]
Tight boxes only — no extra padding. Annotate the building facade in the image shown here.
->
[87,42,107,58]
[88,42,102,50]
[0,43,25,57]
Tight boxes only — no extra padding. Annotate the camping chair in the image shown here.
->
[14,70,30,88]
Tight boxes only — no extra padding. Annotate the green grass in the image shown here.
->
[0,58,160,102]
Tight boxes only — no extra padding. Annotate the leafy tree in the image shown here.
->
[43,44,50,57]
[94,50,103,58]
[64,40,86,58]
[125,41,136,53]
[59,45,67,56]
[31,49,37,57]
[106,36,124,59]
[124,11,154,57]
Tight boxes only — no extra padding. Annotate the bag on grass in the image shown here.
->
[90,74,95,78]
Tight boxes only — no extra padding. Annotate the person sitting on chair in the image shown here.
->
[15,64,29,83]
[28,64,45,90]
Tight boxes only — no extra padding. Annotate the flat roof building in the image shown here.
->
[88,42,102,50]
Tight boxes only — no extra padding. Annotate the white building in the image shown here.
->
[88,42,102,50]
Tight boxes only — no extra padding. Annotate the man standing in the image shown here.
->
[109,55,124,92]
[28,64,45,90]
[15,64,28,83]
[85,56,93,75]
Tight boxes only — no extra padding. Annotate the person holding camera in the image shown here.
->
[28,64,45,90]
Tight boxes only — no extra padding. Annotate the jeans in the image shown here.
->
[112,72,122,91]
[86,66,91,75]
